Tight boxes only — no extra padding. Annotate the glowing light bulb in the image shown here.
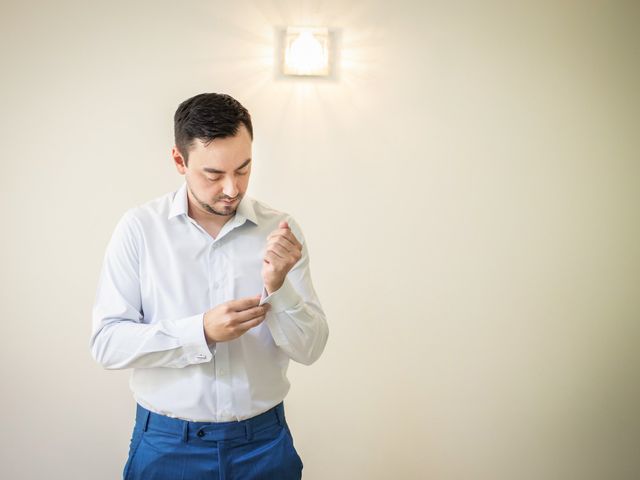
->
[283,27,330,76]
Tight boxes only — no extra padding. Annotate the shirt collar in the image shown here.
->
[167,181,259,226]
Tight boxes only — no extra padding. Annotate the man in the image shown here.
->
[90,93,329,480]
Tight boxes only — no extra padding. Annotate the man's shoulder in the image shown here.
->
[120,188,175,228]
[250,196,306,243]
[249,196,286,219]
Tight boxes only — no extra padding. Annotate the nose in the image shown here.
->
[222,176,239,198]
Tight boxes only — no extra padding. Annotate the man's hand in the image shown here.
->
[203,295,270,344]
[262,221,302,295]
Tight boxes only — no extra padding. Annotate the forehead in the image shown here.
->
[188,125,252,169]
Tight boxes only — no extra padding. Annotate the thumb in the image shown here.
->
[279,220,289,229]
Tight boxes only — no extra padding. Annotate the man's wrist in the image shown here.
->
[264,279,284,296]
[203,314,216,344]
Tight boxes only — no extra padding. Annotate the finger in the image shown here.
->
[279,221,289,229]
[266,237,293,253]
[226,295,262,312]
[267,234,296,251]
[264,250,285,267]
[267,229,291,242]
[268,230,301,250]
[236,314,266,333]
[280,229,302,250]
[233,305,270,323]
[265,242,290,259]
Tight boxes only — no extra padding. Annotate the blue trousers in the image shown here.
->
[123,402,303,480]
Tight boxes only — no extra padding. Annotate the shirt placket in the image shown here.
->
[209,239,234,421]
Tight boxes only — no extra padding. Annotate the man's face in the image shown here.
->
[173,124,252,218]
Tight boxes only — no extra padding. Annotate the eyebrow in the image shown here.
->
[203,158,252,174]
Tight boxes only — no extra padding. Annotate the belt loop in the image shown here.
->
[142,410,151,432]
[245,421,254,441]
[274,404,284,427]
[182,421,189,443]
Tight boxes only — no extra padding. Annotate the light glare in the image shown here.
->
[283,27,330,76]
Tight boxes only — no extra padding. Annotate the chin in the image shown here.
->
[216,204,237,214]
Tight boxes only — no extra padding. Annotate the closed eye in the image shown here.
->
[207,171,247,182]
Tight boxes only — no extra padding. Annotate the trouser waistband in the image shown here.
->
[135,402,286,443]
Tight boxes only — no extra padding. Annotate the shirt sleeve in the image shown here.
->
[89,211,214,370]
[259,216,329,365]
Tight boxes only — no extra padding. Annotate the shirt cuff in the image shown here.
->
[259,278,302,312]
[178,312,214,364]
[261,279,303,347]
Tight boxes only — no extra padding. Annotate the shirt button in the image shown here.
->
[197,430,205,437]
[218,370,226,376]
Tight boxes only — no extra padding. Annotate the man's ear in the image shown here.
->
[172,146,188,174]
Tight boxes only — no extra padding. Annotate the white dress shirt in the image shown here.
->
[90,181,329,422]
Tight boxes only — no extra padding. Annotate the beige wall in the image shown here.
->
[1,1,638,479]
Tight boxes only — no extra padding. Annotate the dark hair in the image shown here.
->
[174,93,253,166]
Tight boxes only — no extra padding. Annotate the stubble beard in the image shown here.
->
[192,187,243,217]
